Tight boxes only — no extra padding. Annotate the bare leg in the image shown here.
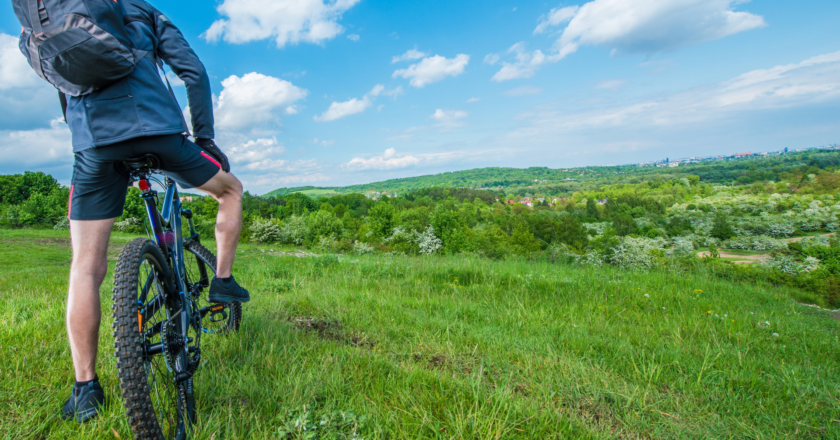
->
[68,218,115,382]
[196,170,243,278]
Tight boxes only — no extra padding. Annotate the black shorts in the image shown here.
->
[69,134,221,221]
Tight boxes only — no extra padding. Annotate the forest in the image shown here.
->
[2,150,840,307]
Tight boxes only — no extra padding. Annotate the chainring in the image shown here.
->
[160,319,185,373]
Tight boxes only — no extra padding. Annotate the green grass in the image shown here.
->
[1,229,839,439]
[293,189,343,197]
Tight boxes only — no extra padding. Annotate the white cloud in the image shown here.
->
[491,43,560,82]
[347,34,360,42]
[214,73,308,131]
[596,79,628,90]
[503,85,543,96]
[204,0,361,47]
[511,51,840,135]
[393,54,470,87]
[315,97,371,122]
[483,53,500,65]
[164,71,185,87]
[534,6,579,34]
[314,84,399,122]
[227,138,286,165]
[545,0,766,58]
[0,119,72,169]
[382,86,404,99]
[431,109,468,121]
[491,0,766,81]
[431,109,469,130]
[466,97,481,103]
[392,49,428,63]
[345,148,421,170]
[0,34,41,90]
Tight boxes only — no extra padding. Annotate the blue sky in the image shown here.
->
[1,0,839,193]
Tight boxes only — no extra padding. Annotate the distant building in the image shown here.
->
[179,196,193,203]
[597,199,608,205]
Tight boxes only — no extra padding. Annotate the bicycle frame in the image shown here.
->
[134,171,199,384]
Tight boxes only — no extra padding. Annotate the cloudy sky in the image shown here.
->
[1,0,838,193]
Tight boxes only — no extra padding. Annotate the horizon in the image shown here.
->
[2,0,839,193]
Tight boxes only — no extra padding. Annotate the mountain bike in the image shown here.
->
[110,154,242,439]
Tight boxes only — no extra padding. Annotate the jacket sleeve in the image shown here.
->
[152,12,215,139]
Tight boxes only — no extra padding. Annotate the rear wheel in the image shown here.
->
[112,238,195,439]
[184,240,242,334]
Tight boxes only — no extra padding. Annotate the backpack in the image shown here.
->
[12,0,147,97]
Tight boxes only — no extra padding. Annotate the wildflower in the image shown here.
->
[644,294,649,298]
[707,311,712,314]
[772,333,779,337]
[694,289,703,292]
[662,307,666,310]
[764,321,770,326]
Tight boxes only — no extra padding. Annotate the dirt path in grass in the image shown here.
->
[782,233,835,243]
[696,251,768,264]
[695,233,835,264]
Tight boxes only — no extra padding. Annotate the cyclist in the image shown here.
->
[13,0,250,422]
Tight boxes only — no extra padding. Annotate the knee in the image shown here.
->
[71,258,109,283]
[221,175,243,203]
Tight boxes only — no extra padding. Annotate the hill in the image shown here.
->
[266,149,840,198]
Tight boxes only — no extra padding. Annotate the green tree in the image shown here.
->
[709,214,736,240]
[511,221,541,255]
[368,203,396,238]
[586,198,600,219]
[613,213,639,236]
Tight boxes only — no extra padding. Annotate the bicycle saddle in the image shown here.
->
[116,154,162,175]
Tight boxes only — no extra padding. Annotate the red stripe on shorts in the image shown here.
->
[67,184,74,219]
[200,151,221,168]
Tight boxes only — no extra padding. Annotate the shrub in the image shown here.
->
[115,217,143,233]
[281,215,307,245]
[416,225,442,255]
[709,214,736,240]
[250,218,283,243]
[53,217,69,230]
[609,237,667,269]
[354,242,375,255]
[306,210,344,246]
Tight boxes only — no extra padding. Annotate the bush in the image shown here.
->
[709,215,736,240]
[609,237,667,269]
[354,242,375,255]
[281,215,307,245]
[250,218,283,243]
[306,210,343,246]
[115,217,144,233]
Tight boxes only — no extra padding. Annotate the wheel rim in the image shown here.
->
[138,255,186,438]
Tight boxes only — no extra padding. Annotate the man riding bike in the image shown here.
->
[12,0,250,422]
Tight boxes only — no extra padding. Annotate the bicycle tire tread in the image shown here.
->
[112,238,165,440]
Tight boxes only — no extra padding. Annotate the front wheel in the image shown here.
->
[112,238,194,439]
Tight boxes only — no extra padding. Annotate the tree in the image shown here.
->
[613,213,639,236]
[709,214,736,240]
[368,203,396,238]
[586,198,600,219]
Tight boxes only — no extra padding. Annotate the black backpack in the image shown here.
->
[12,0,147,97]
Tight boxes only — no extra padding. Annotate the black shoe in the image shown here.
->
[61,380,106,423]
[209,275,250,303]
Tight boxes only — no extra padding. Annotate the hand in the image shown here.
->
[195,138,230,172]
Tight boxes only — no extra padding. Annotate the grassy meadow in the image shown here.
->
[1,229,839,439]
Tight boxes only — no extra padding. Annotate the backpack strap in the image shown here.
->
[59,91,67,123]
[26,0,43,35]
[146,52,192,137]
